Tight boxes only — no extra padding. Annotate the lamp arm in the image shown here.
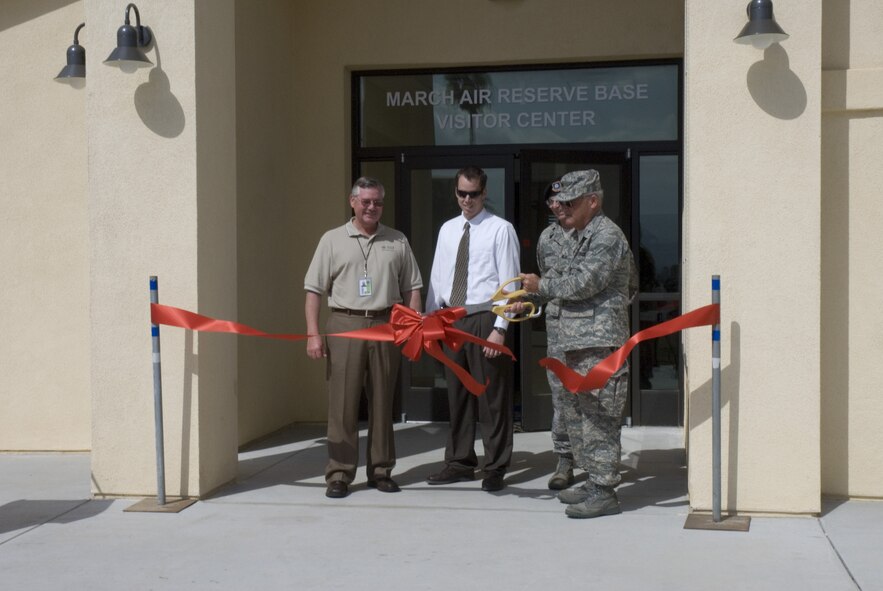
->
[73,22,85,45]
[123,3,151,48]
[124,3,141,27]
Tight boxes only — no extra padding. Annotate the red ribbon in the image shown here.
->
[540,304,720,394]
[150,303,513,396]
[150,304,309,341]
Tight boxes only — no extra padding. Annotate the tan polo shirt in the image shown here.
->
[304,219,423,310]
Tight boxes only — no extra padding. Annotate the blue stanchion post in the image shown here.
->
[150,276,166,506]
[711,275,721,522]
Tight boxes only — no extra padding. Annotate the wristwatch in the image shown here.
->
[492,327,507,336]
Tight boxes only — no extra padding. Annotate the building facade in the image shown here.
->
[1,0,880,513]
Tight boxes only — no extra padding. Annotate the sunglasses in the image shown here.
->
[356,199,384,208]
[456,189,483,199]
[546,196,583,209]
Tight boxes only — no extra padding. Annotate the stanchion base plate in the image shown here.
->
[684,513,751,532]
[124,497,198,513]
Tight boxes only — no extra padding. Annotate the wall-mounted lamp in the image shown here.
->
[55,23,86,88]
[104,3,153,72]
[734,0,789,49]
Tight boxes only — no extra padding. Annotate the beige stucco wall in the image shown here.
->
[285,0,685,423]
[820,0,883,498]
[234,0,301,445]
[684,1,822,513]
[86,0,237,497]
[0,1,91,450]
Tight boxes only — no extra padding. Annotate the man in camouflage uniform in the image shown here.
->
[520,169,636,519]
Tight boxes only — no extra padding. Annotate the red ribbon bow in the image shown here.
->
[332,304,514,396]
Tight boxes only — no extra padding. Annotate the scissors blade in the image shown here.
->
[461,301,495,316]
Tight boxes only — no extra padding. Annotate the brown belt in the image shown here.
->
[330,307,392,318]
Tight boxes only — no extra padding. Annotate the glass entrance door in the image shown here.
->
[517,150,631,431]
[388,149,681,427]
[397,155,514,421]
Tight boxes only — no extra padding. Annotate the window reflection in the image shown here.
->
[638,155,679,293]
[637,155,680,396]
[638,301,680,391]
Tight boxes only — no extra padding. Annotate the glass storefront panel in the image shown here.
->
[403,165,508,420]
[359,64,679,147]
[517,151,629,430]
[637,301,680,389]
[638,155,679,292]
[635,154,681,425]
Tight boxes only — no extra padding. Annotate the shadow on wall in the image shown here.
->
[687,321,742,513]
[0,0,78,32]
[819,106,851,496]
[746,43,806,120]
[134,38,185,138]
[819,0,851,498]
[87,329,196,500]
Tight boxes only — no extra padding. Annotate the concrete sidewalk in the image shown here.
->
[1,424,880,590]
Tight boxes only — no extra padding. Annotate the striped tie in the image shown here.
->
[449,222,470,306]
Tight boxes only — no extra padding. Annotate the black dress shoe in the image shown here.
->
[367,477,401,493]
[325,480,349,498]
[426,466,474,485]
[481,473,505,492]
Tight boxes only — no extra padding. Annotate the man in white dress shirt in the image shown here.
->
[425,166,520,492]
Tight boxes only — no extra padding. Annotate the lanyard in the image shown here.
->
[356,235,374,277]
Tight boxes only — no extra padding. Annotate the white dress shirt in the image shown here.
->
[426,208,520,330]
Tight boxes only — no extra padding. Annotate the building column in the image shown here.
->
[683,0,822,513]
[86,0,237,498]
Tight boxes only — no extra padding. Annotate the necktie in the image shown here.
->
[449,222,470,306]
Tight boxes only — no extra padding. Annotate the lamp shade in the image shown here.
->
[104,22,152,71]
[55,23,86,87]
[734,0,789,49]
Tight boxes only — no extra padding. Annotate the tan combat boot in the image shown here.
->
[547,457,575,490]
[565,486,621,519]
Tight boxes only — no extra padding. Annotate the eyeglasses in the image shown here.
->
[546,196,583,209]
[456,189,483,199]
[357,199,384,208]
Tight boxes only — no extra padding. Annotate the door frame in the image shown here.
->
[394,153,516,422]
[517,149,633,431]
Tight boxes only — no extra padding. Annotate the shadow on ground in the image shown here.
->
[211,423,688,513]
[0,499,113,536]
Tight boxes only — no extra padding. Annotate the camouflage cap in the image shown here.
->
[551,170,602,202]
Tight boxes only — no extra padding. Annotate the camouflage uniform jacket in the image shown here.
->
[535,213,636,353]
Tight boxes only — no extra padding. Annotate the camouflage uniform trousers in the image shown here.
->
[550,386,574,463]
[546,347,629,488]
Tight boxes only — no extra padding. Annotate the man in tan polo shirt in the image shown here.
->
[304,177,423,499]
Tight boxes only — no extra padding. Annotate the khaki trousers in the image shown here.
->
[324,311,400,483]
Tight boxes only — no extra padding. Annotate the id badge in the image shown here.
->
[359,277,373,297]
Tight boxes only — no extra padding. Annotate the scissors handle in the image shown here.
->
[491,276,528,301]
[490,277,541,323]
[491,301,541,322]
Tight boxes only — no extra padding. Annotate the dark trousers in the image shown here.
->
[442,312,513,476]
[324,311,400,484]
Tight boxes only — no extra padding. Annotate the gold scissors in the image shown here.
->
[460,277,542,322]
